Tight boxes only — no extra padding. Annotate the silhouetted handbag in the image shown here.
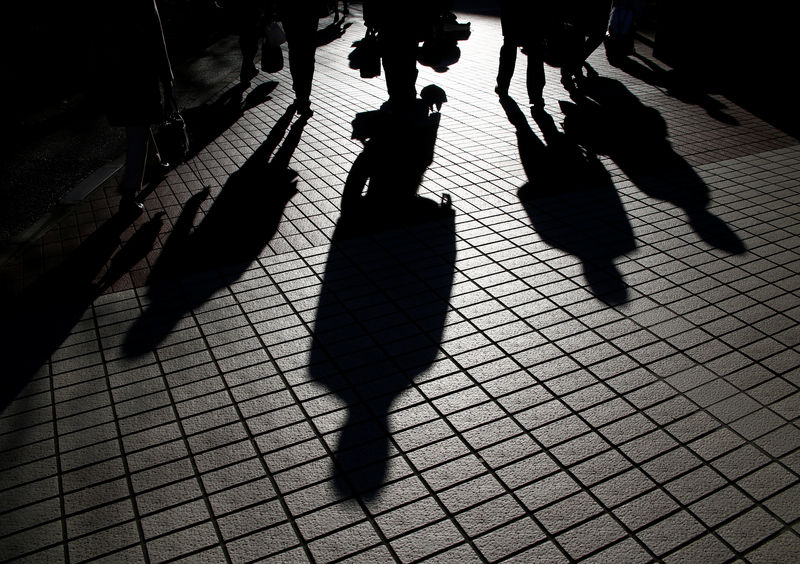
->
[543,21,583,68]
[265,21,286,47]
[159,92,190,163]
[359,27,381,78]
[261,21,285,72]
[605,4,635,57]
[261,45,283,72]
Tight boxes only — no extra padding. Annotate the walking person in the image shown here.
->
[558,0,611,94]
[282,0,320,116]
[496,0,547,111]
[229,0,268,86]
[363,0,445,110]
[264,0,320,116]
[96,0,175,211]
[333,0,349,23]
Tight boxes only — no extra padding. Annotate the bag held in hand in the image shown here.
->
[261,44,283,72]
[158,93,190,163]
[265,21,286,47]
[359,27,381,78]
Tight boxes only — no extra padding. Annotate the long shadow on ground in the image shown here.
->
[309,97,456,499]
[562,70,746,255]
[0,208,164,411]
[124,106,307,356]
[502,95,636,305]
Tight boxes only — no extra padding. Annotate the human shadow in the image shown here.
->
[309,94,456,499]
[501,96,636,305]
[561,72,746,255]
[179,81,278,160]
[605,56,738,126]
[0,208,164,411]
[123,106,306,356]
[338,88,452,235]
[316,19,352,47]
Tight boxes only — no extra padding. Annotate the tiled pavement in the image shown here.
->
[2,5,800,563]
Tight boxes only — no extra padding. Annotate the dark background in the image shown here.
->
[0,0,795,243]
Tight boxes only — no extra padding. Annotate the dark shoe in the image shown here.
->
[145,161,171,184]
[120,194,144,213]
[495,84,509,97]
[240,63,258,86]
[293,99,313,117]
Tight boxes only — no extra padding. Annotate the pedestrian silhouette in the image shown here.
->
[556,0,611,95]
[228,0,268,86]
[332,0,349,23]
[267,0,321,116]
[363,0,452,110]
[496,0,548,110]
[95,0,175,211]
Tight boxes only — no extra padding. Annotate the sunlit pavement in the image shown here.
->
[2,4,800,563]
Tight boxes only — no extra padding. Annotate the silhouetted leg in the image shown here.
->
[284,12,319,114]
[240,32,258,79]
[121,125,148,209]
[525,42,545,107]
[496,39,517,95]
[236,1,262,84]
[381,29,418,107]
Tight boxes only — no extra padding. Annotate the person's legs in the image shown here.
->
[284,12,319,113]
[240,32,259,83]
[121,125,149,209]
[237,1,262,84]
[496,39,517,96]
[381,30,418,108]
[525,41,545,107]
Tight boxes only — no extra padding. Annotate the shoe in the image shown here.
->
[145,161,171,184]
[240,63,258,86]
[293,99,313,117]
[120,194,144,212]
[530,96,545,110]
[495,85,509,97]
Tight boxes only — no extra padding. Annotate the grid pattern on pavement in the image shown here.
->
[2,6,800,563]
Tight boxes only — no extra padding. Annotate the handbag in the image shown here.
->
[605,4,635,58]
[543,21,583,68]
[261,20,285,72]
[359,27,381,78]
[158,92,190,164]
[261,44,284,72]
[265,21,286,47]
